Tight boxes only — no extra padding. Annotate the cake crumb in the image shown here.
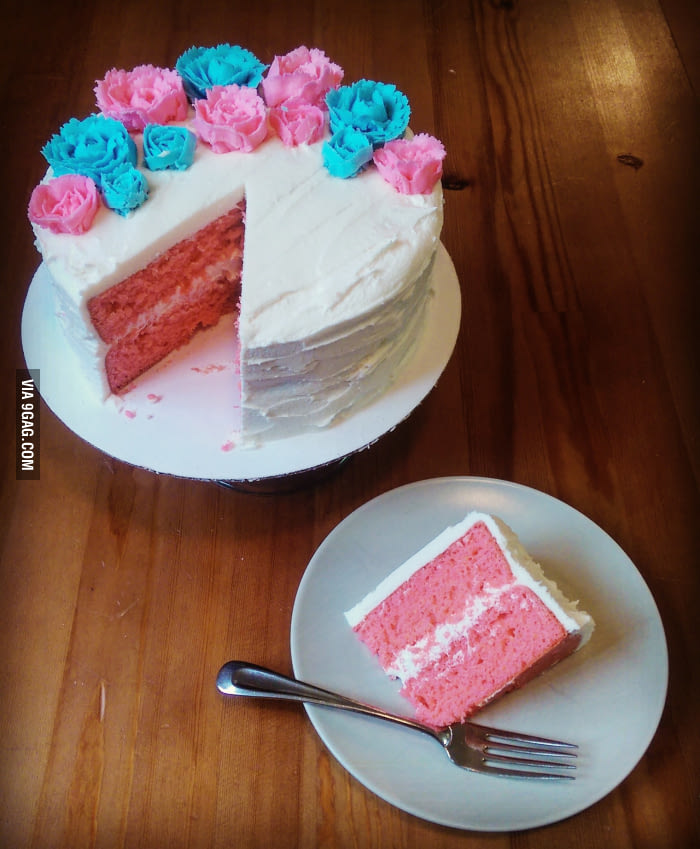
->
[192,363,227,374]
[146,393,163,403]
[221,440,236,452]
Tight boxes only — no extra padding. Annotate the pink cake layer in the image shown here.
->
[352,520,579,726]
[400,586,573,726]
[88,203,245,393]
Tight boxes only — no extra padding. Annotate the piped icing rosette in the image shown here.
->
[175,44,267,100]
[142,124,196,171]
[28,174,100,235]
[327,79,410,146]
[192,84,269,153]
[100,163,149,216]
[373,134,447,195]
[262,46,344,108]
[28,44,446,235]
[94,65,188,131]
[268,99,326,147]
[41,114,138,186]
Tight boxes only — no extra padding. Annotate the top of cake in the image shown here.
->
[29,45,446,354]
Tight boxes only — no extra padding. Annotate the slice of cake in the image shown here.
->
[345,512,593,727]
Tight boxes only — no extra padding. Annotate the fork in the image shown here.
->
[216,661,577,780]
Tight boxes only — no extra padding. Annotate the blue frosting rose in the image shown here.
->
[176,44,267,100]
[143,124,196,171]
[322,126,374,179]
[326,80,410,147]
[101,164,149,215]
[41,114,137,187]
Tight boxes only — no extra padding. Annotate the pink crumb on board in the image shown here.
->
[191,364,227,374]
[123,409,137,419]
[221,440,236,452]
[146,393,163,403]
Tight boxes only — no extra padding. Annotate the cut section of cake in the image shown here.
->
[87,202,245,393]
[345,512,594,727]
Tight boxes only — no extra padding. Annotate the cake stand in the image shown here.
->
[21,244,460,487]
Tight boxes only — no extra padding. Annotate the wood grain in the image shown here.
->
[1,0,698,847]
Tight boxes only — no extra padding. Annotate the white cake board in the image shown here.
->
[21,244,460,483]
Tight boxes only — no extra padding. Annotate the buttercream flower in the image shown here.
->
[95,65,188,131]
[100,163,149,215]
[373,133,446,194]
[176,44,267,101]
[192,85,268,153]
[28,174,100,235]
[261,46,343,108]
[269,99,326,147]
[326,80,410,148]
[143,124,197,171]
[322,126,374,178]
[41,115,137,187]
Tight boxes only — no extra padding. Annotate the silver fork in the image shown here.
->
[216,661,577,780]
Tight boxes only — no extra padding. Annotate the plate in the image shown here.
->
[290,477,668,831]
[21,244,460,482]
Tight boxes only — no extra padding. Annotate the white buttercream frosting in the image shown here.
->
[386,588,502,681]
[32,122,443,445]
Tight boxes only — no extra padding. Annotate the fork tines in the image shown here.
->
[471,722,578,780]
[480,725,578,750]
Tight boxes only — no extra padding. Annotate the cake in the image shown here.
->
[27,45,446,447]
[345,512,594,727]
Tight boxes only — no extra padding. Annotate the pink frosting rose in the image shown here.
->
[373,133,446,194]
[269,99,326,146]
[261,46,344,108]
[28,174,101,235]
[95,64,188,132]
[192,84,268,153]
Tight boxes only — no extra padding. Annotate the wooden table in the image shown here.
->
[2,0,698,846]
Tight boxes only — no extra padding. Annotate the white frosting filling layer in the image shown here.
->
[344,512,594,648]
[33,123,443,444]
[386,587,504,681]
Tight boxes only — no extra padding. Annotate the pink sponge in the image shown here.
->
[88,202,245,393]
[345,513,593,727]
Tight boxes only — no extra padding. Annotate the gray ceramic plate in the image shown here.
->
[290,477,668,831]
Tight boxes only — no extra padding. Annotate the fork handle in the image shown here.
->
[217,660,441,741]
